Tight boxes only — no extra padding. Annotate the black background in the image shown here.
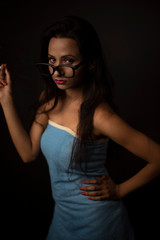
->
[1,0,160,239]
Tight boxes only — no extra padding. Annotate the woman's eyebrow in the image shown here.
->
[48,54,76,58]
[48,54,55,58]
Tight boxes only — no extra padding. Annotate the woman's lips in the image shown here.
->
[55,79,66,85]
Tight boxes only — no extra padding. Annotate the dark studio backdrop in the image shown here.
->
[1,0,160,239]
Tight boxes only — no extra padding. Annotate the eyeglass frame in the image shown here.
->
[36,60,86,78]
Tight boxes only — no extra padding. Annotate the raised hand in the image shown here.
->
[0,64,12,103]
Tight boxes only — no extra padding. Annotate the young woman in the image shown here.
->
[0,16,160,240]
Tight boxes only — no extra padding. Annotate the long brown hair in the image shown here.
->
[37,16,116,170]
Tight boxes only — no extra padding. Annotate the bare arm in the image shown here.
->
[0,64,48,162]
[93,103,160,198]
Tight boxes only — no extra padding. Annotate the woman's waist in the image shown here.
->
[54,195,123,216]
[50,169,109,191]
[51,174,110,203]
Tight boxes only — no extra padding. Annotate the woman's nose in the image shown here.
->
[53,67,65,77]
[53,69,60,77]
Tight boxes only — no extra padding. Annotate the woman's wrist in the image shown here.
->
[1,93,13,107]
[116,182,131,199]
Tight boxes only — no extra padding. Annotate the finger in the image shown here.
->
[88,190,113,200]
[4,66,11,84]
[0,64,4,78]
[0,64,5,72]
[83,178,103,184]
[0,77,5,86]
[81,190,102,196]
[80,185,102,191]
[0,81,7,86]
[0,64,9,83]
[2,80,7,86]
[88,195,107,201]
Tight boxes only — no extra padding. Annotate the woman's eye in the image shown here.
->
[48,58,55,64]
[65,58,74,64]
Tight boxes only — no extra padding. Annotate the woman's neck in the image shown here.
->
[64,88,83,103]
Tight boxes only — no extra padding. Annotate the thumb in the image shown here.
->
[98,175,109,181]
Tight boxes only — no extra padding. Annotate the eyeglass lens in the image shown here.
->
[38,64,74,77]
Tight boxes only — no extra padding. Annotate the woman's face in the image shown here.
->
[48,37,87,90]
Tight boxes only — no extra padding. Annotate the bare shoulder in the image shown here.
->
[93,102,134,144]
[37,90,55,113]
[93,102,116,137]
[94,102,115,120]
[34,92,55,129]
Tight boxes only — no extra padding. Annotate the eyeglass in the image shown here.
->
[36,60,85,78]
